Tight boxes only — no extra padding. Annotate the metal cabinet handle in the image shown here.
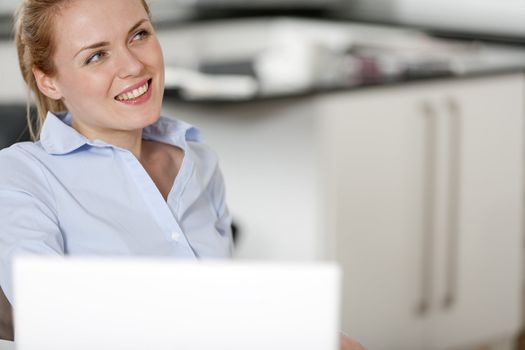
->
[417,101,438,316]
[443,98,462,310]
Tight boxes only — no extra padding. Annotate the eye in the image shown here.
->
[132,29,150,42]
[85,51,106,65]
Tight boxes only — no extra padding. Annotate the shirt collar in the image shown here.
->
[142,116,201,148]
[39,112,201,155]
[40,111,89,155]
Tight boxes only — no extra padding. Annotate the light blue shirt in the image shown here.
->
[0,112,233,304]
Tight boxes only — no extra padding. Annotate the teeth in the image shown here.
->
[117,81,149,101]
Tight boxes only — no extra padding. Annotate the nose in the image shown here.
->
[116,46,144,79]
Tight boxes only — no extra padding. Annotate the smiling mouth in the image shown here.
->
[115,79,152,102]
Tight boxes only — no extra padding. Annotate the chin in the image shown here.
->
[131,109,161,130]
[115,98,162,129]
[112,86,164,130]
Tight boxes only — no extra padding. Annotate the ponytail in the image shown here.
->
[14,0,67,140]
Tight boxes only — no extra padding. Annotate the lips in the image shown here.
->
[115,78,153,105]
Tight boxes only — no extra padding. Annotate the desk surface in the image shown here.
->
[0,340,14,350]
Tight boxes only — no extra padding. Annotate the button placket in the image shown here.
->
[120,150,186,245]
[170,231,181,242]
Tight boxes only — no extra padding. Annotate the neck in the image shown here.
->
[112,130,144,158]
[71,120,144,158]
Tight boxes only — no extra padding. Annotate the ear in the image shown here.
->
[32,67,63,100]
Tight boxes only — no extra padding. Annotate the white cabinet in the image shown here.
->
[318,85,432,349]
[430,76,523,349]
[317,74,524,350]
[162,73,524,350]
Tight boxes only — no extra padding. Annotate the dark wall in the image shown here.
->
[0,105,32,150]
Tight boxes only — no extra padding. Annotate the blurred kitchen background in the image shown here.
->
[1,0,525,349]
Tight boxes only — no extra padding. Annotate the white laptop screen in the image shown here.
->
[14,257,341,350]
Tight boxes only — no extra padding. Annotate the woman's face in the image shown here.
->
[43,0,164,140]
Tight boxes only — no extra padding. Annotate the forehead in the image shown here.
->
[54,0,148,51]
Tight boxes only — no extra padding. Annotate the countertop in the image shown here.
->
[1,17,525,104]
[157,18,525,102]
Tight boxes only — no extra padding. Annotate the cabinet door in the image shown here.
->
[430,74,524,350]
[316,86,437,350]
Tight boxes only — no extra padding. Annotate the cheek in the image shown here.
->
[147,40,165,74]
[60,72,113,102]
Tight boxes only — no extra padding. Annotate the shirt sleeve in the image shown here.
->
[0,189,64,306]
[210,165,234,255]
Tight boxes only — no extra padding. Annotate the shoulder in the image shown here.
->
[187,140,218,167]
[0,142,42,170]
[0,142,52,191]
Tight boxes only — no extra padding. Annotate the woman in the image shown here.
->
[0,0,365,349]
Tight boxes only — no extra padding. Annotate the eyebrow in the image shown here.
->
[74,18,150,58]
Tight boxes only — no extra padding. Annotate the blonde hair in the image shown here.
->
[14,0,151,140]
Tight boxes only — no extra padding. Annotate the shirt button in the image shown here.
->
[171,232,181,242]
